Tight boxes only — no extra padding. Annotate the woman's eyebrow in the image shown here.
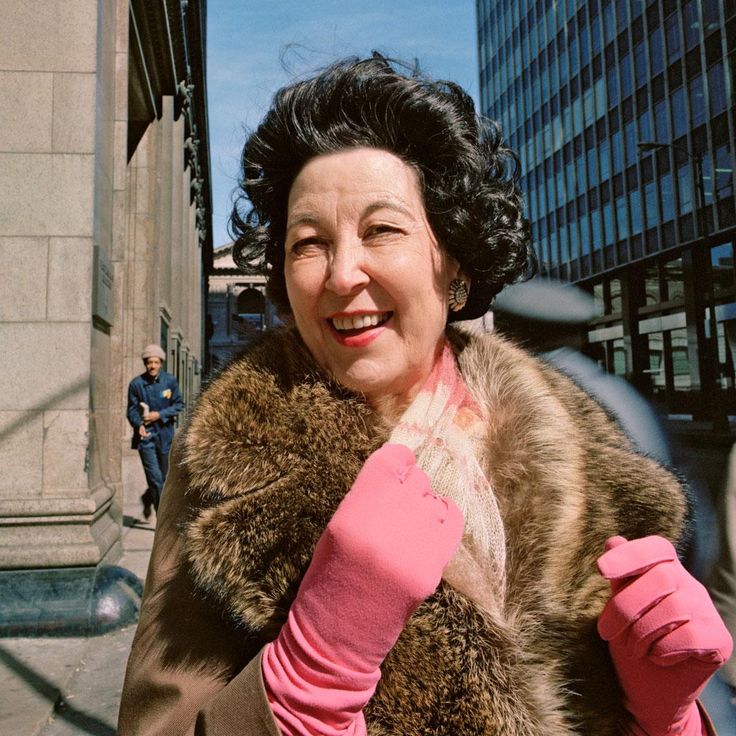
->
[363,199,415,219]
[286,213,320,232]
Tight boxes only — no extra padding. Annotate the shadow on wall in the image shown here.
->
[0,378,90,444]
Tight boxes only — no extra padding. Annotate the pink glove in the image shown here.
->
[597,535,733,736]
[262,444,464,736]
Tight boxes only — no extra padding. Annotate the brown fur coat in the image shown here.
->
[181,326,688,735]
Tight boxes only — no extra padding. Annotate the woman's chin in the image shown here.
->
[332,363,421,418]
[335,368,388,397]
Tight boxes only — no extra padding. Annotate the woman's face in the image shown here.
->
[284,147,461,407]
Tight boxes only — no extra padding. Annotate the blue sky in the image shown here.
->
[205,1,479,248]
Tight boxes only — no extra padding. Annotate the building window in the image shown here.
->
[594,75,607,117]
[712,242,736,295]
[575,150,586,189]
[654,99,668,140]
[663,257,685,301]
[620,52,633,99]
[703,152,714,203]
[603,1,616,44]
[676,163,693,214]
[715,322,736,410]
[559,47,568,81]
[665,13,681,64]
[234,287,266,341]
[587,147,598,185]
[591,207,602,250]
[550,229,559,264]
[591,14,602,55]
[616,194,630,239]
[173,336,180,383]
[683,0,700,49]
[570,36,579,76]
[580,210,591,254]
[603,200,615,245]
[650,26,664,76]
[645,262,661,304]
[634,41,648,88]
[644,180,658,229]
[599,138,611,180]
[594,282,605,313]
[625,120,638,167]
[565,157,575,198]
[559,221,569,262]
[638,108,652,142]
[671,87,687,137]
[613,337,627,376]
[160,317,169,359]
[689,74,706,127]
[703,1,721,31]
[715,145,734,200]
[570,219,580,259]
[611,130,623,173]
[556,156,565,204]
[660,172,675,223]
[607,66,619,106]
[708,62,727,116]
[572,95,583,134]
[583,86,595,123]
[647,331,666,400]
[630,189,643,234]
[610,277,623,313]
[671,328,693,398]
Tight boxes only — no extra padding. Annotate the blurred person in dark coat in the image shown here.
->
[488,278,723,580]
[490,279,671,464]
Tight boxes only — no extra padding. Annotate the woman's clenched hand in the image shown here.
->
[597,535,733,735]
[262,443,463,736]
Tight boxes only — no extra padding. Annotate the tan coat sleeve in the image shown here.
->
[117,435,281,736]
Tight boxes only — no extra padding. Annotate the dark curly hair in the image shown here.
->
[230,54,535,321]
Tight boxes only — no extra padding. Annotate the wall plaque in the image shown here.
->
[92,246,114,327]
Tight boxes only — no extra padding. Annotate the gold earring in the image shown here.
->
[448,279,469,312]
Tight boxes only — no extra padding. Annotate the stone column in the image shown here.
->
[0,0,124,568]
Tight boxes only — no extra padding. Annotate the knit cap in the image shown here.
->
[141,344,166,361]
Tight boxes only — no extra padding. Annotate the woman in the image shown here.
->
[118,56,731,735]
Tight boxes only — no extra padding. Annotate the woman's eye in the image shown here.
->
[290,237,326,254]
[365,224,401,238]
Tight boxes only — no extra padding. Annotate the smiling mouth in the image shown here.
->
[329,312,392,333]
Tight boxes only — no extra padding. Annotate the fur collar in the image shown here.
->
[181,326,687,735]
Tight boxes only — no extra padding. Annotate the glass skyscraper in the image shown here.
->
[477,0,736,430]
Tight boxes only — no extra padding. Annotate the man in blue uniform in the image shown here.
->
[127,344,184,518]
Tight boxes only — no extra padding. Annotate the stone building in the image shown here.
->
[207,243,281,372]
[0,0,212,574]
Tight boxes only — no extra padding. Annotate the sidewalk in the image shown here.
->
[0,498,155,736]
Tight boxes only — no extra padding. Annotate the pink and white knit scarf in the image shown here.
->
[389,341,506,614]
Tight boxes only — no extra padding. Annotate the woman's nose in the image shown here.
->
[324,243,369,295]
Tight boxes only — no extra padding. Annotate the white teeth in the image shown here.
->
[332,313,390,331]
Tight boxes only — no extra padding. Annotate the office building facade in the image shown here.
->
[477,0,736,434]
